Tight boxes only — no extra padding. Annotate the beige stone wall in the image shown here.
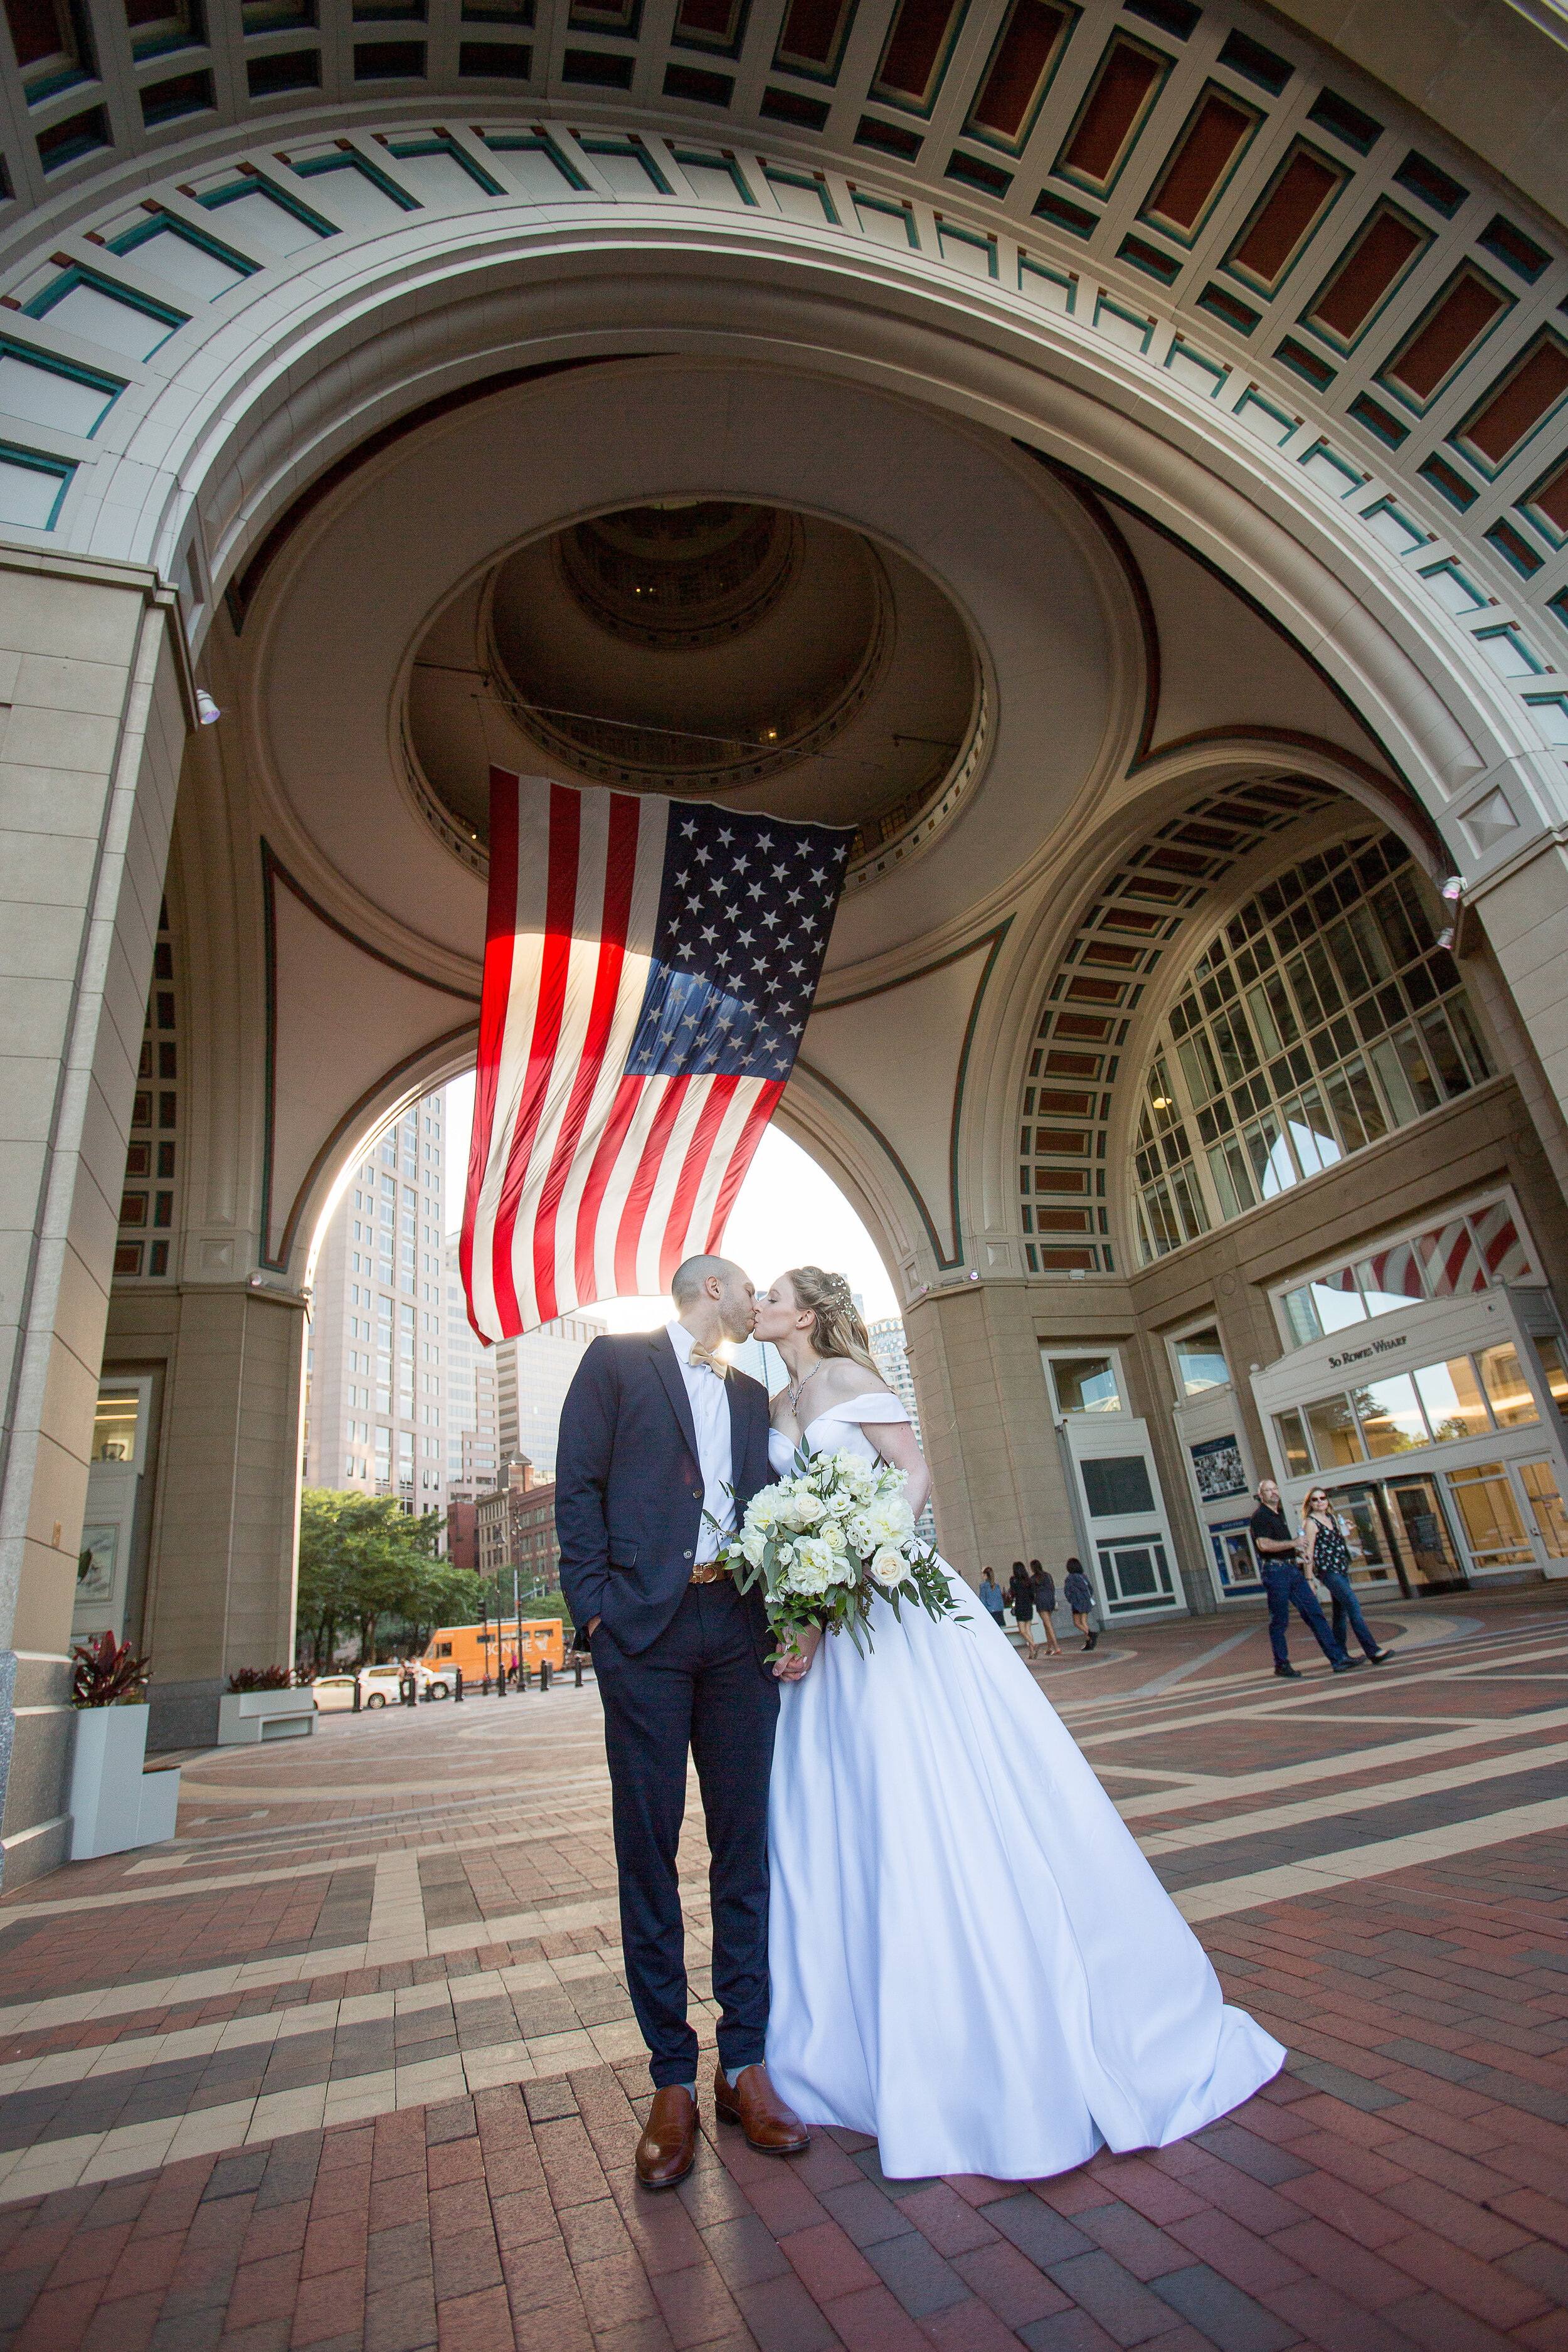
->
[0,555,191,1883]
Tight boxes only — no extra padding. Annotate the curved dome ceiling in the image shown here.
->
[406,499,982,866]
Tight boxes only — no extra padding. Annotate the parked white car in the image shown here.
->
[309,1662,453,1711]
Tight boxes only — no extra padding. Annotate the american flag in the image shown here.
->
[461,768,853,1340]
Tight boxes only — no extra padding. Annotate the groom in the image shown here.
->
[556,1256,810,2188]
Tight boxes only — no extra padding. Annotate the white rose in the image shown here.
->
[773,1492,805,1531]
[748,1490,780,1533]
[741,1527,768,1569]
[869,1545,910,1590]
[792,1491,826,1526]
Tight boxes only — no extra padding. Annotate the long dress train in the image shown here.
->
[764,1395,1285,2182]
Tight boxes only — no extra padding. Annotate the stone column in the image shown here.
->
[0,552,191,1885]
[136,1284,306,1751]
[904,1282,1076,1586]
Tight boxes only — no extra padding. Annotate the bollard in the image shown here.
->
[573,1654,583,1689]
[420,1677,431,1702]
[352,1678,361,1714]
[540,1658,551,1693]
[454,1666,464,1702]
[520,1661,530,1692]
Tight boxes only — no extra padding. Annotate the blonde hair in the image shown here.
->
[783,1265,878,1374]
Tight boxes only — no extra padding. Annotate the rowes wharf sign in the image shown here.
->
[1327,1336,1411,1372]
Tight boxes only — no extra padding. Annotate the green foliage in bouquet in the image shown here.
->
[716,1440,961,1658]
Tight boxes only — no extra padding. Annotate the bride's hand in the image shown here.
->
[773,1626,823,1681]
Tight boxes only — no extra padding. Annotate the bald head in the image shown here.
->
[672,1255,756,1344]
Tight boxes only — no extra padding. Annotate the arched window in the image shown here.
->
[1133,829,1493,1264]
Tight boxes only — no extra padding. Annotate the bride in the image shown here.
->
[751,1264,1285,2184]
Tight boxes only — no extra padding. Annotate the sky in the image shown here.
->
[441,1071,901,1332]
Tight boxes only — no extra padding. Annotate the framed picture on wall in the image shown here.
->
[75,1525,118,1607]
[1210,1520,1261,1589]
[1190,1433,1249,1502]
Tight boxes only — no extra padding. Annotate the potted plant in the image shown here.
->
[218,1665,315,1745]
[68,1633,179,1858]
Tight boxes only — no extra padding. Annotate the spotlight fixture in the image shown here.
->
[195,689,221,726]
[1440,874,1463,902]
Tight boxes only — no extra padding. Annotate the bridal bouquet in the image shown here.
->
[715,1443,960,1656]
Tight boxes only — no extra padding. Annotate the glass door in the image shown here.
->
[1518,1461,1568,1562]
[1385,1473,1470,1592]
[1324,1482,1410,1598]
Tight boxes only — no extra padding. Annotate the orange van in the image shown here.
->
[421,1618,565,1678]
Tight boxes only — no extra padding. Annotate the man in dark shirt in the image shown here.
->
[1249,1480,1356,1680]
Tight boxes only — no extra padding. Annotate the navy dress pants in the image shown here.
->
[592,1581,780,2089]
[1262,1560,1347,1667]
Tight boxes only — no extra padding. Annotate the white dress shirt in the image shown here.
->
[666,1319,734,1562]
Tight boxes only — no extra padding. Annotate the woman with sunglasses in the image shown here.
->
[1300,1490,1397,1666]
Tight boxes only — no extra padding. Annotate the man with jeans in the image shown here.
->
[1249,1480,1357,1680]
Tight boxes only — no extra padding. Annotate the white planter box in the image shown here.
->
[70,1705,162,1859]
[218,1688,315,1744]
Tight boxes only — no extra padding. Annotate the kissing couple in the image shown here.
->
[556,1256,1284,2188]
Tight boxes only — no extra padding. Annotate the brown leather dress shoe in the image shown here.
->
[712,2061,810,2154]
[635,2086,698,2188]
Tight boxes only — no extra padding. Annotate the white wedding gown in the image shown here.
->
[764,1394,1285,2182]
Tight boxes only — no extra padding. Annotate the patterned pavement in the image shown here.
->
[4,1593,1568,2348]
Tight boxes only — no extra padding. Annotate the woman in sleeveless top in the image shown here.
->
[750,1264,1284,2185]
[1301,1488,1396,1666]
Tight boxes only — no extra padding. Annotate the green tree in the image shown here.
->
[295,1491,448,1668]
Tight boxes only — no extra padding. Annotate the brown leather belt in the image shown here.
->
[689,1560,731,1586]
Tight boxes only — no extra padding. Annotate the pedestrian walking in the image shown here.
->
[1248,1480,1357,1680]
[978,1567,1007,1631]
[1007,1561,1039,1659]
[1029,1559,1062,1657]
[1062,1559,1098,1650]
[1301,1490,1396,1666]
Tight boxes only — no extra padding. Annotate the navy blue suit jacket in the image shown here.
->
[555,1330,775,1662]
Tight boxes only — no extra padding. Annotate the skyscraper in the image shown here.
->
[442,1237,603,1488]
[303,1090,449,1512]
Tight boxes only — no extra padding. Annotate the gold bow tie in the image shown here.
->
[689,1343,730,1379]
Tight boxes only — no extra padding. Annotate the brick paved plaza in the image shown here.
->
[5,1594,1568,2351]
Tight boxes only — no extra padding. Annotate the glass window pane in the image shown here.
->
[1301,939,1343,1017]
[1244,1111,1295,1199]
[1174,1327,1228,1396]
[1352,1374,1429,1456]
[1261,972,1299,1047]
[1052,1355,1121,1414]
[1324,917,1370,1000]
[1221,1136,1256,1214]
[1275,1408,1312,1477]
[1283,1287,1320,1347]
[1391,1024,1443,1113]
[1412,1356,1491,1440]
[1368,1036,1417,1125]
[1520,1462,1568,1558]
[1417,1007,1471,1099]
[1470,1202,1534,1284]
[1342,1055,1388,1147]
[1323,1066,1367,1152]
[1170,1165,1209,1242]
[1446,994,1494,1083]
[1246,984,1283,1058]
[1354,1240,1425,1315]
[1288,1083,1341,1173]
[1448,1463,1535,1566]
[1210,1008,1258,1084]
[1306,1392,1365,1466]
[1177,1033,1221,1103]
[1306,1269,1366,1333]
[91,1392,139,1463]
[1477,1343,1539,1428]
[1285,953,1325,1029]
[1534,1335,1568,1412]
[1345,902,1391,984]
[1417,1219,1485,1297]
[1207,1144,1243,1221]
